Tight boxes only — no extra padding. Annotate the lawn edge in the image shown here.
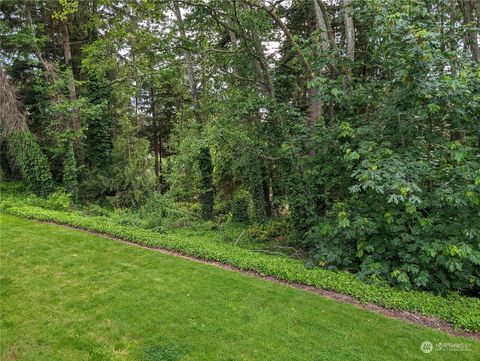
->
[1,206,480,337]
[73,223,480,341]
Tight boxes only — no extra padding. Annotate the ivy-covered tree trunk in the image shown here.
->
[1,68,53,196]
[8,132,53,197]
[248,157,270,223]
[84,73,113,169]
[60,19,80,134]
[63,140,78,202]
[199,146,214,220]
[0,141,15,180]
[283,156,316,243]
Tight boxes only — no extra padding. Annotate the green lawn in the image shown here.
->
[0,214,478,361]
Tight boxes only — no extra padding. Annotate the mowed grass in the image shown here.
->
[0,215,478,361]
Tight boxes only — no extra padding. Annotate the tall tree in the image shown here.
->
[172,0,214,220]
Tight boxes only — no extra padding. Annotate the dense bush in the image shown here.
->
[137,193,196,231]
[2,203,479,331]
[44,189,72,211]
[248,219,290,244]
[231,190,250,223]
[307,107,480,296]
[83,119,156,207]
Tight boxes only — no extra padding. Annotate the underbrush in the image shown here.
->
[0,183,294,255]
[1,184,479,331]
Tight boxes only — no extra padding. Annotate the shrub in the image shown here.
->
[82,203,112,217]
[248,219,290,243]
[214,200,231,222]
[137,193,191,231]
[231,190,250,223]
[83,119,156,208]
[44,190,72,211]
[307,141,480,295]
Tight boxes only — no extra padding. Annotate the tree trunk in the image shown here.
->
[314,0,338,124]
[315,0,336,52]
[151,88,160,183]
[458,0,480,63]
[314,0,330,51]
[172,1,214,220]
[250,30,275,98]
[343,0,355,60]
[60,20,80,133]
[172,2,200,111]
[159,134,163,193]
[238,26,275,215]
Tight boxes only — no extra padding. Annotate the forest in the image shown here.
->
[1,0,480,358]
[1,0,480,343]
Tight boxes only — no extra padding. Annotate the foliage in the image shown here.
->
[7,132,53,197]
[198,147,214,220]
[302,0,480,295]
[231,190,250,223]
[248,219,290,244]
[44,189,72,211]
[2,203,479,331]
[83,84,113,169]
[137,193,197,231]
[285,161,316,244]
[248,157,268,223]
[85,118,156,208]
[62,140,78,201]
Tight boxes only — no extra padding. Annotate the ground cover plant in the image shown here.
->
[1,214,479,361]
[1,187,479,332]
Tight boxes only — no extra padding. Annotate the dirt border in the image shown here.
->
[17,217,480,341]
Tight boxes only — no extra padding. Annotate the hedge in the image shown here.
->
[2,204,479,332]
